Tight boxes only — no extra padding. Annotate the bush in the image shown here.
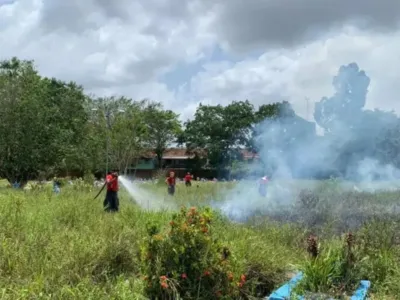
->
[154,169,168,186]
[295,233,362,297]
[357,220,398,288]
[71,178,93,191]
[83,172,95,184]
[141,206,244,299]
[24,181,46,191]
[57,177,70,187]
[294,220,400,298]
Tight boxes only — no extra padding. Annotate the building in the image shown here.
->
[127,148,193,178]
[128,148,258,179]
[241,149,259,161]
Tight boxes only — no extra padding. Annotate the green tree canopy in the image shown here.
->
[88,96,149,174]
[0,58,88,184]
[142,101,182,168]
[184,100,256,169]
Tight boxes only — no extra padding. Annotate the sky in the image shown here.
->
[1,0,400,122]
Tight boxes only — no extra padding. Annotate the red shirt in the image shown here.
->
[166,176,176,186]
[184,175,192,182]
[106,174,119,191]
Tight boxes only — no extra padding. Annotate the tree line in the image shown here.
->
[1,58,399,184]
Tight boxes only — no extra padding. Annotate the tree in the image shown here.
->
[109,99,148,174]
[252,101,316,178]
[314,63,370,134]
[41,78,89,176]
[313,62,400,178]
[375,118,400,168]
[88,97,149,174]
[335,109,400,178]
[312,63,371,177]
[230,160,250,179]
[142,101,182,168]
[184,100,255,170]
[0,58,88,185]
[250,101,296,153]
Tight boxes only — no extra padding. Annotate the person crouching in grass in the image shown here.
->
[165,171,176,196]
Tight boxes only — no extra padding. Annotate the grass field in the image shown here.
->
[0,179,399,299]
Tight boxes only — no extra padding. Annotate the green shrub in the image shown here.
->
[83,172,95,185]
[141,206,244,299]
[296,225,400,298]
[295,233,363,297]
[71,178,93,191]
[357,220,399,289]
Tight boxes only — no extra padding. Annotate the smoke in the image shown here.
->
[213,62,400,223]
[119,176,176,211]
[212,179,296,222]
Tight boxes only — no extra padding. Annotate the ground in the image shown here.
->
[0,178,399,299]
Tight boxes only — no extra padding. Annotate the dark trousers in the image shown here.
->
[168,185,175,195]
[259,185,267,197]
[185,181,191,187]
[104,190,119,212]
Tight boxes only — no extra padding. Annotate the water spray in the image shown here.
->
[119,175,176,211]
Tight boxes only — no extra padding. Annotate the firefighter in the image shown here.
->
[184,172,193,187]
[258,176,269,197]
[165,171,176,196]
[53,177,61,194]
[104,170,119,212]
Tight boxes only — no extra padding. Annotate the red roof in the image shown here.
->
[140,148,258,159]
[140,148,192,159]
[163,148,192,159]
[241,149,259,159]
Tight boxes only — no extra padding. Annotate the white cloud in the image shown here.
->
[0,0,216,107]
[1,0,400,123]
[188,26,400,121]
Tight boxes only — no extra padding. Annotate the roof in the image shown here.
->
[140,148,193,159]
[241,149,259,159]
[164,148,190,158]
[139,148,259,159]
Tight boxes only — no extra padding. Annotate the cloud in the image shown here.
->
[0,0,216,103]
[206,0,400,51]
[187,26,400,121]
[1,0,400,123]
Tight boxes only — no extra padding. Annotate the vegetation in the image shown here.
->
[0,180,398,299]
[3,57,400,184]
[1,56,400,299]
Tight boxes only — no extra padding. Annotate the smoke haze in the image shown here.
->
[214,62,400,223]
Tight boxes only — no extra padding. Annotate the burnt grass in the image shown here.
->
[241,189,400,235]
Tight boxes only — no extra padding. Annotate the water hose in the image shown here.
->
[93,182,106,200]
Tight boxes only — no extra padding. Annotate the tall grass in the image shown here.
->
[0,180,398,299]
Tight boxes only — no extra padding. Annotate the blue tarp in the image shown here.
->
[267,272,370,300]
[268,272,304,300]
[350,280,370,300]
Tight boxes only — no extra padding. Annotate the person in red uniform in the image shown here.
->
[258,176,269,197]
[104,170,119,212]
[184,172,193,187]
[165,171,176,196]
